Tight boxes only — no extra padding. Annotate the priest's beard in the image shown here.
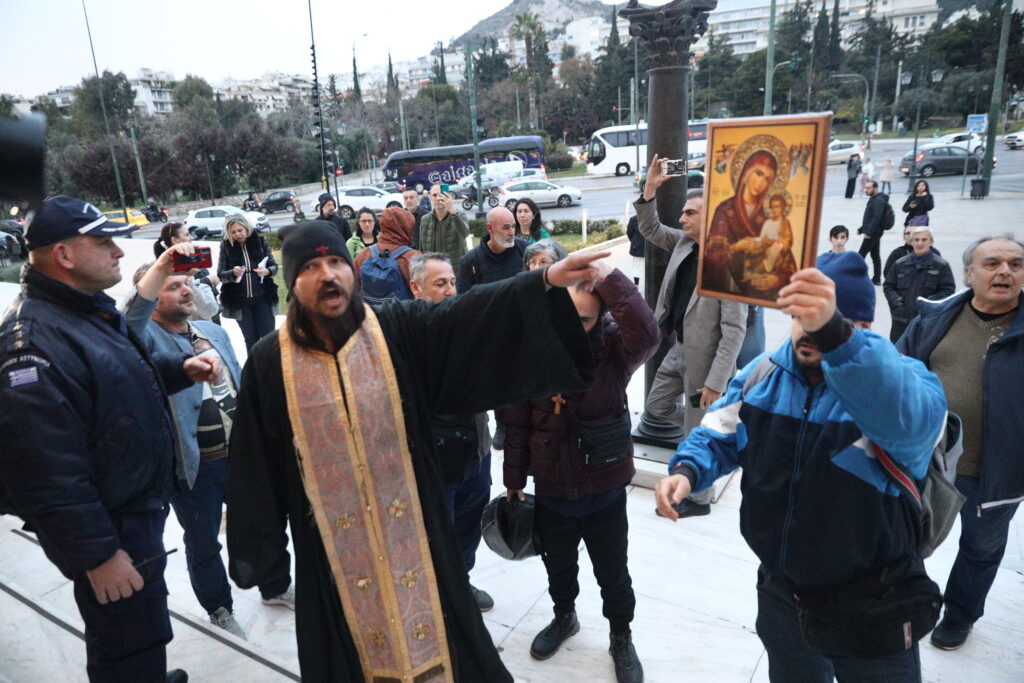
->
[287,291,366,353]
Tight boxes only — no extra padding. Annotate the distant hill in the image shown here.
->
[454,0,613,46]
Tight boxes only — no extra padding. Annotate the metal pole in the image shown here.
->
[908,87,922,193]
[307,0,328,190]
[807,47,814,112]
[632,77,639,173]
[399,98,409,150]
[129,127,148,205]
[515,88,522,130]
[763,0,777,116]
[204,156,214,205]
[332,148,340,198]
[892,59,903,133]
[980,0,1012,197]
[617,86,623,125]
[81,0,128,222]
[870,44,881,129]
[465,43,485,219]
[960,137,971,196]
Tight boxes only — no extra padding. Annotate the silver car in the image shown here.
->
[184,206,271,239]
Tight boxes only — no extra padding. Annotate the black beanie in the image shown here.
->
[281,220,353,291]
[317,192,335,212]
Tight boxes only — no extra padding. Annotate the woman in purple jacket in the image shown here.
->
[504,260,659,683]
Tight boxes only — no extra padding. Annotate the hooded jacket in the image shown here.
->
[352,207,420,289]
[897,290,1024,512]
[859,191,890,238]
[503,269,660,500]
[670,324,946,589]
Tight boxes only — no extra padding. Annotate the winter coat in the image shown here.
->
[418,209,469,268]
[352,208,420,289]
[859,192,889,238]
[847,157,863,179]
[897,291,1024,512]
[457,235,530,293]
[902,194,934,226]
[217,233,279,313]
[882,251,956,325]
[626,215,646,257]
[503,269,660,500]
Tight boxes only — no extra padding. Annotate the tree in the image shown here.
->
[510,11,543,129]
[325,73,342,121]
[827,0,843,72]
[385,54,400,109]
[70,70,137,137]
[543,89,599,144]
[558,54,596,94]
[730,50,770,116]
[474,37,512,90]
[561,44,577,62]
[593,5,631,125]
[172,75,213,110]
[693,30,741,118]
[350,52,363,103]
[431,42,448,85]
[0,94,14,117]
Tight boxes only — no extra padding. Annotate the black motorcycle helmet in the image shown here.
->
[480,494,541,561]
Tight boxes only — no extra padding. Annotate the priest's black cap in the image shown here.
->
[280,220,353,292]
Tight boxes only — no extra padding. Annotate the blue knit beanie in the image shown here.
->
[818,252,875,322]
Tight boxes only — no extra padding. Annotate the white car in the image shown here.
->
[332,186,404,218]
[827,140,865,164]
[925,131,985,154]
[499,180,582,210]
[501,167,548,183]
[1004,129,1024,149]
[183,205,270,239]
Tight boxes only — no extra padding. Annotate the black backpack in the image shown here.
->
[881,201,896,231]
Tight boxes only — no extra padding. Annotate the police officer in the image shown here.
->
[0,197,220,682]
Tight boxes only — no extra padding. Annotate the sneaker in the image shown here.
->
[471,584,494,612]
[930,617,972,650]
[871,277,881,286]
[166,669,189,683]
[530,611,580,660]
[654,498,711,519]
[209,606,246,639]
[609,632,644,683]
[261,584,295,610]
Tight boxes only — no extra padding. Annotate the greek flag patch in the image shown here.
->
[7,367,38,387]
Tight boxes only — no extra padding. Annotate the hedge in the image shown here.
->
[546,152,575,172]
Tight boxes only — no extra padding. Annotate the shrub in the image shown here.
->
[546,152,575,172]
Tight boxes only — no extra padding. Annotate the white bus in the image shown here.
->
[585,121,708,176]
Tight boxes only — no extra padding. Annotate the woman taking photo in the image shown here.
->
[346,207,380,260]
[217,214,278,349]
[903,180,934,227]
[513,198,552,243]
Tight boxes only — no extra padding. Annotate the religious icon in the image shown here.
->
[698,113,831,307]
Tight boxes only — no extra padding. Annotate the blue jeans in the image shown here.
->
[72,510,172,683]
[444,452,492,573]
[737,306,766,370]
[942,474,1021,625]
[755,569,921,682]
[170,458,232,615]
[237,297,276,351]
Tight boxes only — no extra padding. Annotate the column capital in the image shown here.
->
[620,0,718,68]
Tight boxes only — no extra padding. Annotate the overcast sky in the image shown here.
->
[1,0,621,98]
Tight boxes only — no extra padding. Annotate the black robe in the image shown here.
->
[227,269,593,682]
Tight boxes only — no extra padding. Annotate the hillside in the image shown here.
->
[455,0,613,46]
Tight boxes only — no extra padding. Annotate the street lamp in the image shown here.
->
[906,67,944,192]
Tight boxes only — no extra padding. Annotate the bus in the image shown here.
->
[382,136,546,192]
[585,121,708,176]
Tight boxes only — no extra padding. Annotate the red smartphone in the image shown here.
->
[171,246,212,272]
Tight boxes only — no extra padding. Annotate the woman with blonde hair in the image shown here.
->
[217,214,278,349]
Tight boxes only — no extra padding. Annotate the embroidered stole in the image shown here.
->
[279,307,453,683]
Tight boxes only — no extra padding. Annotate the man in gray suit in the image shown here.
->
[636,155,747,516]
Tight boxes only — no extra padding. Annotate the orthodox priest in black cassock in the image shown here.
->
[226,221,595,683]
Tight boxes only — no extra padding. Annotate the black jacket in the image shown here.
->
[859,192,889,238]
[883,251,956,324]
[902,194,934,225]
[217,233,279,310]
[320,213,351,242]
[883,244,941,280]
[0,268,191,578]
[458,236,530,293]
[626,215,645,257]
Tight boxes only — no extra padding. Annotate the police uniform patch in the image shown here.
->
[7,367,38,387]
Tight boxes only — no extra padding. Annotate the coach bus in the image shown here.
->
[585,121,708,176]
[382,136,546,192]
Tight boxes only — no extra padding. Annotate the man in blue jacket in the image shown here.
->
[124,243,267,638]
[897,234,1024,650]
[0,197,219,682]
[655,252,948,681]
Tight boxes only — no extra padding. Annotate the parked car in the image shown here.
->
[184,206,271,239]
[101,208,150,227]
[373,181,406,193]
[455,172,501,193]
[0,220,26,263]
[1004,128,1024,149]
[259,189,299,214]
[899,144,995,177]
[826,140,865,164]
[926,131,985,154]
[499,180,582,210]
[633,168,704,193]
[333,186,404,218]
[501,167,548,184]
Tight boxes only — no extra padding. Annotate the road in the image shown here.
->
[133,138,1021,241]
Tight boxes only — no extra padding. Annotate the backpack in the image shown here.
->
[360,244,413,306]
[741,355,964,558]
[881,201,896,231]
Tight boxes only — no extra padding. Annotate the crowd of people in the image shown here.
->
[0,159,1021,683]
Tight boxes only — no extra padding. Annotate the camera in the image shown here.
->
[660,158,687,177]
[171,247,213,272]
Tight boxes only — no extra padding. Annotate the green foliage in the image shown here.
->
[70,70,136,137]
[172,76,214,110]
[0,94,14,117]
[546,152,575,171]
[474,37,513,90]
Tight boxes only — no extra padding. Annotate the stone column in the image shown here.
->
[623,0,717,449]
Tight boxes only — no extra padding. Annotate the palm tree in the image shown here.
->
[510,11,543,130]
